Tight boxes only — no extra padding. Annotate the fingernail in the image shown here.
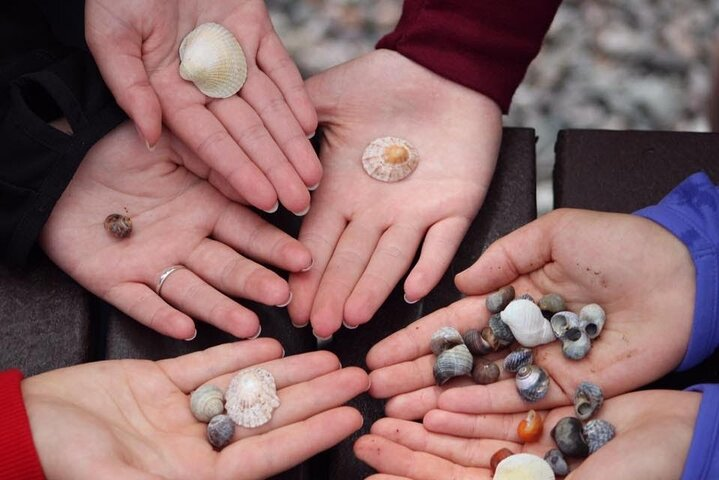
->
[342,320,358,330]
[145,139,157,152]
[315,332,333,349]
[313,330,333,342]
[308,182,320,191]
[276,291,293,308]
[248,325,262,340]
[404,293,420,304]
[292,204,311,216]
[280,347,286,358]
[291,320,309,328]
[184,329,197,341]
[307,131,316,139]
[365,378,372,392]
[262,202,279,214]
[300,258,314,272]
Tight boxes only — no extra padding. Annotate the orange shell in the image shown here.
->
[490,448,514,472]
[517,409,543,443]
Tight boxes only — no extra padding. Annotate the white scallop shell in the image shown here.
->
[501,299,556,347]
[494,453,555,480]
[225,368,280,428]
[361,137,419,182]
[179,23,248,98]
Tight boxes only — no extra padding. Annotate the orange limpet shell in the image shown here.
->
[517,409,543,443]
[361,136,419,182]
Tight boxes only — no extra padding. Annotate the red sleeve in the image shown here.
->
[377,0,563,112]
[0,370,45,480]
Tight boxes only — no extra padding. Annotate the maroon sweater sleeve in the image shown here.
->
[377,0,563,112]
[0,370,45,480]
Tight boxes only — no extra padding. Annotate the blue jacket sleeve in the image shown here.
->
[681,384,719,479]
[634,172,719,370]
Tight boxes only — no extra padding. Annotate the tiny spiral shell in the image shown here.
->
[430,326,464,355]
[433,344,473,385]
[515,365,550,403]
[190,384,225,422]
[104,213,132,238]
[574,381,604,420]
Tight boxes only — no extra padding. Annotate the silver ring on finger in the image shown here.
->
[156,265,187,296]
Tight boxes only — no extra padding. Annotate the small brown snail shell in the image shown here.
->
[517,409,543,443]
[490,448,514,473]
[472,358,500,385]
[104,213,132,238]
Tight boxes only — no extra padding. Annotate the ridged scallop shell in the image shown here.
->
[579,303,606,340]
[430,326,464,355]
[544,449,569,476]
[179,23,247,98]
[361,137,419,182]
[494,453,555,480]
[207,414,235,449]
[472,358,500,385]
[574,382,604,420]
[504,347,533,373]
[538,293,565,318]
[190,384,225,422]
[433,344,473,385]
[489,314,515,345]
[515,365,550,402]
[551,417,589,458]
[486,286,515,313]
[501,299,555,347]
[583,419,615,454]
[550,311,580,340]
[225,368,280,428]
[463,328,493,356]
[104,213,132,238]
[561,328,592,360]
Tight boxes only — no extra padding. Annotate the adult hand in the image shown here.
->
[365,209,695,419]
[355,389,699,479]
[86,0,320,214]
[288,49,502,337]
[40,122,313,340]
[23,340,368,479]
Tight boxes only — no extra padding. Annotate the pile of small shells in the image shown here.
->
[189,367,280,449]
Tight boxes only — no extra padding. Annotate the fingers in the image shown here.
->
[213,203,313,273]
[105,283,196,340]
[455,213,559,295]
[158,339,284,393]
[344,223,422,327]
[219,406,363,478]
[257,33,318,135]
[241,70,322,188]
[384,384,443,420]
[309,220,383,337]
[404,217,471,303]
[165,103,277,211]
[354,434,490,480]
[423,409,530,442]
[209,96,311,214]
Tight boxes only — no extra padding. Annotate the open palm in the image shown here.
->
[288,49,502,337]
[23,340,368,480]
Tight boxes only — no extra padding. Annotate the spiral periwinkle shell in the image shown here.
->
[179,23,248,98]
[104,213,132,238]
[551,417,589,458]
[486,286,515,313]
[501,299,555,347]
[583,419,615,454]
[544,449,569,476]
[561,328,592,360]
[430,326,464,355]
[472,358,500,385]
[574,382,604,420]
[515,365,550,402]
[494,453,555,480]
[463,328,493,356]
[579,303,606,340]
[538,293,565,319]
[550,311,580,340]
[361,137,419,182]
[225,367,280,428]
[504,347,533,373]
[433,344,473,385]
[489,314,515,346]
[207,414,235,449]
[190,384,225,423]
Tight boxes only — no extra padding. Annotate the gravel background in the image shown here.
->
[268,0,719,213]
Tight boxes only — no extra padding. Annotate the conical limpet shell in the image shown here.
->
[190,384,225,422]
[179,23,248,98]
[494,453,555,480]
[225,367,280,428]
[361,137,419,182]
[430,326,464,355]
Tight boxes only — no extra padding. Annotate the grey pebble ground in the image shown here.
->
[268,0,719,213]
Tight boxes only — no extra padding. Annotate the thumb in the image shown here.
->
[304,69,344,123]
[455,210,562,294]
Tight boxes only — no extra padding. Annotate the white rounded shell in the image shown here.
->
[494,453,556,480]
[179,23,248,98]
[225,368,280,428]
[501,299,556,347]
[190,384,225,423]
[361,137,419,182]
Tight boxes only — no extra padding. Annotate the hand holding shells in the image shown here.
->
[85,0,321,215]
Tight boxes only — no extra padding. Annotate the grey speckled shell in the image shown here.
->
[433,344,473,385]
[190,384,225,423]
[544,449,569,476]
[574,382,604,420]
[550,311,580,340]
[583,419,615,454]
[504,348,533,373]
[551,417,589,458]
[207,414,235,449]
[561,329,592,360]
[225,368,280,428]
[489,314,515,345]
[515,365,550,402]
[486,286,515,313]
[579,304,606,340]
[430,326,464,355]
